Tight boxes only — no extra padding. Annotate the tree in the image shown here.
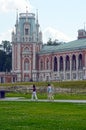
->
[47,38,52,45]
[0,50,12,72]
[47,38,62,46]
[53,39,62,45]
[1,40,12,53]
[0,50,6,71]
[4,52,12,72]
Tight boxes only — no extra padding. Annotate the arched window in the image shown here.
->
[40,59,44,70]
[46,58,50,70]
[24,59,29,70]
[54,57,57,71]
[24,24,30,36]
[60,56,63,71]
[66,55,70,71]
[78,54,83,69]
[72,55,76,70]
[24,47,29,52]
[25,28,29,35]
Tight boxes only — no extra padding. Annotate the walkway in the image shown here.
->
[0,97,86,103]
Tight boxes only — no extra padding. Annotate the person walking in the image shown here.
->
[31,84,38,100]
[47,83,54,100]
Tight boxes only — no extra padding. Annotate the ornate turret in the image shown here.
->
[12,9,43,43]
[78,29,86,39]
[36,9,40,42]
[15,9,19,36]
[78,24,86,39]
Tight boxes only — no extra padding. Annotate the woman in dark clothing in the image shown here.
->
[31,84,38,100]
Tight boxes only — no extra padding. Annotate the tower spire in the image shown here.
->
[26,6,28,22]
[16,9,18,25]
[15,9,19,36]
[36,9,39,42]
[36,9,38,24]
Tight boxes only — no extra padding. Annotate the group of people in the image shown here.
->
[31,83,54,101]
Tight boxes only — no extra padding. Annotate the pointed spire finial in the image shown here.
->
[16,9,18,24]
[36,9,38,24]
[26,6,28,22]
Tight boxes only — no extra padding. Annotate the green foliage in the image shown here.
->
[0,102,86,130]
[47,38,63,45]
[47,38,52,45]
[5,52,12,71]
[0,50,12,72]
[0,40,12,72]
[0,50,6,71]
[1,40,12,53]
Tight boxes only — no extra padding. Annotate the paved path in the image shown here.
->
[0,97,86,103]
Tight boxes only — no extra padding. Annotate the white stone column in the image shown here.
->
[51,56,53,71]
[51,56,53,80]
[32,44,36,81]
[76,54,78,80]
[12,44,14,71]
[85,54,86,67]
[58,56,60,77]
[70,55,72,80]
[63,55,66,80]
[17,44,21,70]
[33,44,36,70]
[84,54,86,79]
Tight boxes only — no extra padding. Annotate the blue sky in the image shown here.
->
[0,0,86,43]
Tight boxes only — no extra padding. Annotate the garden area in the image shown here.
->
[0,80,86,100]
[0,101,86,130]
[0,81,86,129]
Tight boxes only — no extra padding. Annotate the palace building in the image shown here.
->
[12,10,86,82]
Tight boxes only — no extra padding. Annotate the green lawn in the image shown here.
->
[6,92,86,100]
[0,101,86,130]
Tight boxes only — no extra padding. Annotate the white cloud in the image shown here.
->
[0,1,73,44]
[0,0,32,13]
[0,29,12,43]
[0,26,73,44]
[0,0,33,43]
[43,27,72,43]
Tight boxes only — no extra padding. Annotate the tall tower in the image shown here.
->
[12,9,43,82]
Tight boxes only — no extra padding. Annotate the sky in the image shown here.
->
[0,0,86,43]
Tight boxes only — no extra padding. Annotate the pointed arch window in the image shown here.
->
[46,58,50,70]
[24,59,29,70]
[60,56,63,71]
[25,28,29,35]
[66,55,70,71]
[78,54,83,69]
[54,57,57,71]
[40,59,44,70]
[72,55,76,70]
[24,24,30,36]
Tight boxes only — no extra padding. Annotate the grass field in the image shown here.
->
[6,92,86,100]
[0,101,86,130]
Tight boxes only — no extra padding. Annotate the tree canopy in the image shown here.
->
[47,38,65,45]
[0,41,12,72]
[1,40,12,53]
